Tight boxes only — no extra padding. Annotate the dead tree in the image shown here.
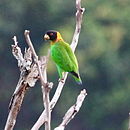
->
[4,0,86,129]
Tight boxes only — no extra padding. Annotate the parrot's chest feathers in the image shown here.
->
[50,42,62,58]
[50,42,68,65]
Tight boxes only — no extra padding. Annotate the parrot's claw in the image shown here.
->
[34,75,40,79]
[58,78,64,83]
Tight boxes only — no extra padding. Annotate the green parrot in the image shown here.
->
[44,30,82,85]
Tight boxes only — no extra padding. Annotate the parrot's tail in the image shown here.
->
[70,71,82,85]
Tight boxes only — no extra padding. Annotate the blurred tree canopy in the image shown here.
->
[0,0,130,129]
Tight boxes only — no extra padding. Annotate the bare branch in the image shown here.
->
[31,0,85,129]
[5,83,27,130]
[12,36,24,69]
[24,30,46,86]
[54,89,87,130]
[4,37,39,130]
[24,30,51,130]
[71,0,85,51]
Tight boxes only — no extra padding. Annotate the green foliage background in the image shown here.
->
[0,0,130,129]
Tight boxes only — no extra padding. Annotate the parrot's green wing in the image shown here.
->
[51,41,78,73]
[51,41,82,84]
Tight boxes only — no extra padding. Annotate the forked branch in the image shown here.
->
[4,36,39,130]
[24,30,52,130]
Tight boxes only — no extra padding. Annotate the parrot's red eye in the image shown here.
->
[50,33,53,36]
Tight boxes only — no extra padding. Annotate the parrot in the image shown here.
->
[44,30,82,85]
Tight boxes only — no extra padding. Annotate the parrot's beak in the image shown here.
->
[44,34,50,40]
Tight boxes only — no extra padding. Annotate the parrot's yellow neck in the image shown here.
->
[50,32,64,45]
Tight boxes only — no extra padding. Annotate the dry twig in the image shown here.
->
[54,89,87,130]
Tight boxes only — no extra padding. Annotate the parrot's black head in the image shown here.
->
[44,30,57,41]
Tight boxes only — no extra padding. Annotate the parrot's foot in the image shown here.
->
[58,78,64,83]
[34,75,40,79]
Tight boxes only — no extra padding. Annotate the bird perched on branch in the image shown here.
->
[44,30,82,85]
